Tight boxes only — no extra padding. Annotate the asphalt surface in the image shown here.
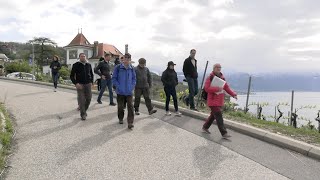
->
[1,80,319,180]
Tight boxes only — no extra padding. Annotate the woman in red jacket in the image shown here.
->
[202,63,237,138]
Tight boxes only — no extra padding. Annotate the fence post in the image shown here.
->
[245,76,252,113]
[290,90,294,126]
[196,61,209,108]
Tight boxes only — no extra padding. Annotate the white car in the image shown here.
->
[6,72,36,81]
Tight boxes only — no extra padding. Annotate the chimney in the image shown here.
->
[125,44,128,54]
[93,41,99,57]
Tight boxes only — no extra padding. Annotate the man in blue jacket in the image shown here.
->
[112,53,136,129]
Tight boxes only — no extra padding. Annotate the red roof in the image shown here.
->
[91,43,123,59]
[66,33,92,47]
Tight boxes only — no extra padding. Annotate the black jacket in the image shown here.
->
[183,56,198,78]
[50,61,61,74]
[94,60,112,79]
[161,68,178,87]
[70,61,94,85]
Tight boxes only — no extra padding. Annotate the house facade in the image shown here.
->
[64,32,123,81]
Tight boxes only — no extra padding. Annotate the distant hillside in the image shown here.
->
[170,71,320,92]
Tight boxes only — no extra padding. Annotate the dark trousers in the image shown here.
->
[97,79,114,103]
[203,106,227,135]
[52,73,59,88]
[134,88,153,112]
[117,95,134,124]
[164,86,178,111]
[77,84,92,117]
[186,77,198,109]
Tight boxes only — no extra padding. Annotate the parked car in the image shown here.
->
[6,72,36,81]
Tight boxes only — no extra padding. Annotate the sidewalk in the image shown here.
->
[0,80,319,180]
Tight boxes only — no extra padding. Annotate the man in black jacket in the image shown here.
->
[50,55,61,92]
[70,53,94,120]
[94,53,116,105]
[183,49,198,111]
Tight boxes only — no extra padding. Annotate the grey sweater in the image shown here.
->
[134,66,152,88]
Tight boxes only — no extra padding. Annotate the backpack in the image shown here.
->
[201,75,214,100]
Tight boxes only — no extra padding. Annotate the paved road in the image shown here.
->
[0,80,319,180]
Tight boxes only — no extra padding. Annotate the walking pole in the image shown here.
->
[196,61,209,108]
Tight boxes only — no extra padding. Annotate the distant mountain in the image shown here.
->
[173,71,320,92]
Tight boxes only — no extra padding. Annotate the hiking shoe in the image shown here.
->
[119,120,124,124]
[165,111,171,116]
[190,108,199,111]
[135,111,140,115]
[149,109,157,115]
[54,88,57,92]
[202,128,211,134]
[128,124,134,129]
[109,102,117,106]
[81,114,87,121]
[175,111,182,116]
[97,100,102,104]
[222,133,231,139]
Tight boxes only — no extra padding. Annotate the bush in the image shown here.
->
[5,61,32,74]
[59,66,70,80]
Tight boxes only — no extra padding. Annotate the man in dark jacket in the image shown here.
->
[134,58,157,115]
[183,49,198,111]
[50,55,61,92]
[112,53,136,129]
[70,53,94,120]
[161,61,182,116]
[94,53,116,105]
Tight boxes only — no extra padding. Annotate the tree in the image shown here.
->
[28,37,57,74]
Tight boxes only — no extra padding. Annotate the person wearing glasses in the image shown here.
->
[202,63,237,138]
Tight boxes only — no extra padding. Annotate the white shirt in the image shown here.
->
[191,59,196,67]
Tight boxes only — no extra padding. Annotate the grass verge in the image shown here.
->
[225,111,320,146]
[0,102,14,173]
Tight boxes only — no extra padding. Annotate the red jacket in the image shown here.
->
[204,72,237,107]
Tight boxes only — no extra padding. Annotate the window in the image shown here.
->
[84,50,89,58]
[69,50,78,59]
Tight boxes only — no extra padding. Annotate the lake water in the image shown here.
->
[230,92,320,127]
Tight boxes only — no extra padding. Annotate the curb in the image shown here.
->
[1,77,320,161]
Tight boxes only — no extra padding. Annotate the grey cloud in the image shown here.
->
[82,0,115,16]
[135,6,153,17]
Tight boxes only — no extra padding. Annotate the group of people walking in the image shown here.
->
[52,49,237,138]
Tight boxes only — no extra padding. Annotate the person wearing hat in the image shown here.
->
[94,53,116,106]
[50,55,61,92]
[134,58,157,115]
[112,53,136,129]
[161,61,182,116]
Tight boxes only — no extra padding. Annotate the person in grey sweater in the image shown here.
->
[134,58,157,115]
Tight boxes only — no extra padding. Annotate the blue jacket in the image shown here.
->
[112,64,136,96]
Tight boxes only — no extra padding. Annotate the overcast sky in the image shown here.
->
[1,0,320,74]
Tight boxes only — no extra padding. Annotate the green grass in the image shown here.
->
[0,103,14,172]
[225,111,320,145]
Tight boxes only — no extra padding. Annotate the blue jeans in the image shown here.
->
[52,73,59,88]
[186,77,198,109]
[97,78,114,104]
